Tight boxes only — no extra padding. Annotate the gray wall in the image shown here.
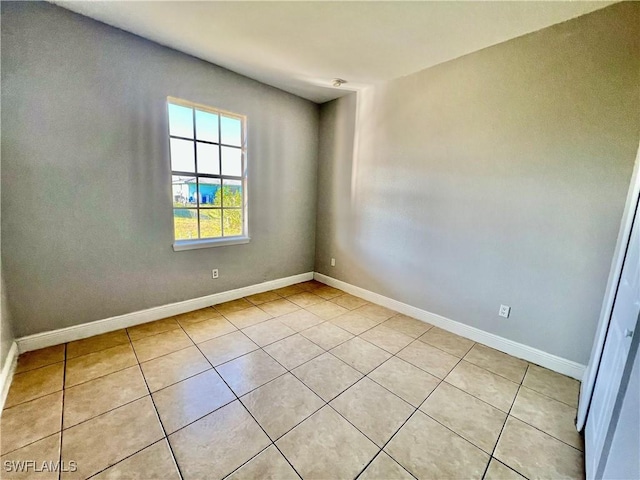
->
[1,2,319,337]
[315,2,640,364]
[1,75,15,368]
[1,273,14,371]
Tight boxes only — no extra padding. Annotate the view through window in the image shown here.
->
[167,98,246,242]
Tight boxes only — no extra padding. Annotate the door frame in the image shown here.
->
[577,143,640,430]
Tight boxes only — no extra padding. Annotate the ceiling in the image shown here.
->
[55,1,614,103]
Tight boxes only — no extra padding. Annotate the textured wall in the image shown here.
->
[315,3,640,364]
[1,2,319,337]
[1,274,14,370]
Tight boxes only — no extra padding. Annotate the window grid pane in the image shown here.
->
[195,110,219,143]
[168,99,246,241]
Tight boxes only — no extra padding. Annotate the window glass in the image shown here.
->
[223,209,243,237]
[196,142,220,175]
[222,179,243,208]
[195,110,219,143]
[221,146,242,177]
[221,115,242,146]
[170,139,195,172]
[168,99,246,243]
[173,209,198,240]
[199,209,222,239]
[198,177,221,207]
[168,104,193,138]
[172,175,197,207]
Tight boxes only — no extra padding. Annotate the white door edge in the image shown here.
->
[578,142,640,430]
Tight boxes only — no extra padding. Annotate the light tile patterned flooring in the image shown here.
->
[0,280,584,479]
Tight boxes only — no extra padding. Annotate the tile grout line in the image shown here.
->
[482,364,529,480]
[493,368,584,456]
[2,296,349,426]
[199,293,555,431]
[378,339,492,476]
[214,308,421,478]
[51,298,502,413]
[188,335,305,480]
[355,450,418,480]
[0,361,70,457]
[66,342,130,362]
[353,331,582,452]
[392,346,523,412]
[252,325,396,478]
[462,344,530,384]
[358,408,428,480]
[61,354,139,391]
[51,343,146,477]
[0,433,60,460]
[515,382,581,409]
[369,341,525,477]
[9,358,66,376]
[85,438,170,480]
[401,346,501,477]
[66,326,148,360]
[351,338,493,477]
[216,370,332,480]
[254,314,445,479]
[212,308,424,412]
[116,297,405,471]
[124,328,186,480]
[212,308,416,398]
[58,391,149,432]
[435,379,513,417]
[220,444,281,480]
[486,457,531,480]
[3,356,64,458]
[419,409,498,456]
[63,311,242,391]
[5,350,161,412]
[506,413,585,454]
[2,369,66,411]
[81,316,338,446]
[142,300,516,477]
[352,400,432,479]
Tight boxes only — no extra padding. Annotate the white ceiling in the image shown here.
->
[55,1,615,103]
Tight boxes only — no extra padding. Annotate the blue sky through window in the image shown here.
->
[168,104,193,138]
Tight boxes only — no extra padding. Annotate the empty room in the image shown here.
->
[1,1,639,479]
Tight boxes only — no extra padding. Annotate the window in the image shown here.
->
[167,97,248,250]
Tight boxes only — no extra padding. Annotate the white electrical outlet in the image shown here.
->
[331,258,336,267]
[212,269,219,279]
[499,304,511,318]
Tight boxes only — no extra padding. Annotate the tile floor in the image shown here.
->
[0,280,584,479]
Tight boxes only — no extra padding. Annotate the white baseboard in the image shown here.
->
[16,272,313,354]
[14,269,585,380]
[314,272,586,380]
[0,342,19,411]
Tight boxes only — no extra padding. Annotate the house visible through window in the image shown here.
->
[167,97,246,245]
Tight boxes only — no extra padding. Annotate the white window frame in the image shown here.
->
[167,96,249,251]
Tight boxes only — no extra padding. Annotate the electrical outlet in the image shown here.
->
[212,269,219,279]
[331,258,336,267]
[499,304,511,318]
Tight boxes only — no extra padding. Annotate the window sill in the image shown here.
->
[173,236,251,251]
